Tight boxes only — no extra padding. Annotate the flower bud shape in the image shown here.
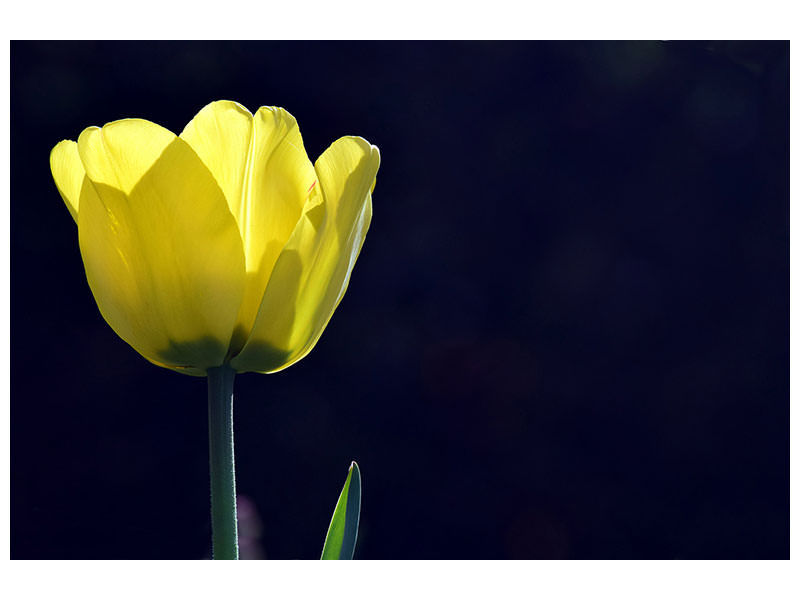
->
[50,101,379,376]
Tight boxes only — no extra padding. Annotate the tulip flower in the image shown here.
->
[50,101,378,559]
[50,100,379,376]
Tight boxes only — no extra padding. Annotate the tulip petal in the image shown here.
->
[144,355,208,377]
[50,140,84,223]
[179,100,253,225]
[77,119,176,195]
[247,106,319,287]
[181,102,318,345]
[77,126,246,372]
[231,136,379,373]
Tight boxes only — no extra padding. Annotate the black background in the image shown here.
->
[11,41,788,559]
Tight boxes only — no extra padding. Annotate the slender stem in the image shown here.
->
[207,364,239,560]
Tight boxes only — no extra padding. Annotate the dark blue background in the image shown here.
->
[11,41,788,559]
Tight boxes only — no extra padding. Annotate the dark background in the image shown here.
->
[11,41,788,559]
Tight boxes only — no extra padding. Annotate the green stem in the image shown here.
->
[207,364,239,560]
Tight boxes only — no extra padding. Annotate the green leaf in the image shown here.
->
[320,461,362,560]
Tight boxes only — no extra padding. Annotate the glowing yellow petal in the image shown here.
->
[77,119,176,195]
[180,102,317,347]
[49,140,84,222]
[231,136,379,373]
[78,131,246,371]
[179,100,253,225]
[246,106,318,275]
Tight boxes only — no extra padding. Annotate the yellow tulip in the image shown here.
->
[50,100,380,376]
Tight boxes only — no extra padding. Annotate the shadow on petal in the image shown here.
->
[230,250,303,373]
[157,336,230,372]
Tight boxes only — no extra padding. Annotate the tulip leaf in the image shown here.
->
[320,461,361,560]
